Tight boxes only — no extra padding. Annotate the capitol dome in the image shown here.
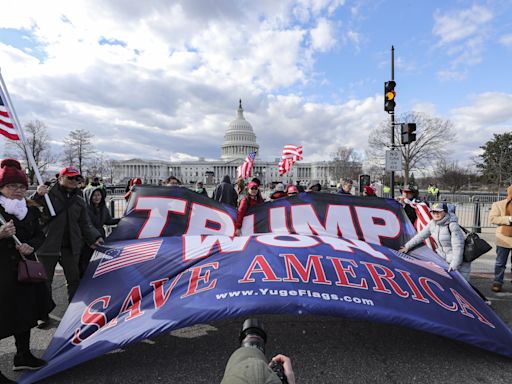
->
[221,100,259,161]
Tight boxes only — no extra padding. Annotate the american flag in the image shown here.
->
[237,151,256,179]
[93,239,162,278]
[411,201,436,249]
[0,93,19,141]
[278,144,303,176]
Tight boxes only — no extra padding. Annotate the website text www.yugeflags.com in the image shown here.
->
[215,287,375,306]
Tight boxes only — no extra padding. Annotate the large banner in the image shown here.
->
[22,187,512,383]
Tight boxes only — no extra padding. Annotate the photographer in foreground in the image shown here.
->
[221,319,296,384]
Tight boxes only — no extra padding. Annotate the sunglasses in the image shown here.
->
[66,176,83,181]
[250,187,258,190]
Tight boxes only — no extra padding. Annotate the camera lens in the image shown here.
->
[239,318,267,353]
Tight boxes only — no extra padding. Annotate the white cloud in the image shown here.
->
[310,18,336,52]
[499,34,512,46]
[449,92,512,160]
[0,0,352,164]
[433,5,492,45]
[433,5,493,80]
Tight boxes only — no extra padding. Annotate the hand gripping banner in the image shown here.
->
[21,187,512,383]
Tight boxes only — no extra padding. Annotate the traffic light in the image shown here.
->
[359,174,371,194]
[401,123,417,145]
[384,81,396,113]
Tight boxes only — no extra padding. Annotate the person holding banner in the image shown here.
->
[31,167,103,314]
[235,181,264,236]
[0,159,54,379]
[399,202,470,280]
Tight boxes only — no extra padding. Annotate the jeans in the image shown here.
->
[494,246,512,285]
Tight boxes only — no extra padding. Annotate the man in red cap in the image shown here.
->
[31,166,103,324]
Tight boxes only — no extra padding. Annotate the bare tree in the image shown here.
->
[434,159,469,193]
[6,120,56,185]
[367,111,454,186]
[329,146,363,182]
[62,129,95,174]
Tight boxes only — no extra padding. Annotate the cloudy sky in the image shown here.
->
[0,0,511,166]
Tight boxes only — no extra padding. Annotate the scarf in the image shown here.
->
[0,195,28,221]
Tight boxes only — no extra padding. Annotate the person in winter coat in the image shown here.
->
[337,178,353,195]
[286,185,299,197]
[398,186,421,225]
[269,183,287,200]
[31,166,103,308]
[399,202,470,280]
[195,181,208,196]
[212,175,238,207]
[306,180,321,192]
[79,187,120,276]
[124,178,142,202]
[489,185,512,292]
[235,181,264,236]
[0,159,54,380]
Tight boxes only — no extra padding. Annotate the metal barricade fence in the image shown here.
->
[106,194,497,234]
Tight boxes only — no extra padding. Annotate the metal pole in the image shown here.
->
[390,46,395,199]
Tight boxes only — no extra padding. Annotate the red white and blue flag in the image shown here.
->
[278,144,303,176]
[93,239,162,278]
[411,201,436,249]
[0,93,19,141]
[20,189,512,383]
[237,151,256,179]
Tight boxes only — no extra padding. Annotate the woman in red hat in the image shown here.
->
[0,159,54,381]
[235,181,264,236]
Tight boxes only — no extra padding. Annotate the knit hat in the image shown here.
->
[0,158,28,188]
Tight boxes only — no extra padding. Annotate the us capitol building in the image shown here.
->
[113,101,335,186]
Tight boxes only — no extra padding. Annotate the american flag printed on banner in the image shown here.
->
[236,151,256,179]
[0,93,19,140]
[93,239,163,278]
[278,144,303,176]
[411,201,436,249]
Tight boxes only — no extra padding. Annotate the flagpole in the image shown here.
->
[0,69,56,216]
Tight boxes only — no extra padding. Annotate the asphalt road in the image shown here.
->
[1,239,512,384]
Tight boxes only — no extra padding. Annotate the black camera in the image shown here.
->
[269,360,288,384]
[239,319,288,384]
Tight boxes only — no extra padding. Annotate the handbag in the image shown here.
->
[0,211,48,283]
[460,226,492,263]
[18,254,47,283]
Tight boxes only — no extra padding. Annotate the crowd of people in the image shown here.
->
[1,157,509,383]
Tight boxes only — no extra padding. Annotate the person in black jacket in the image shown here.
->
[31,167,103,310]
[79,186,120,277]
[212,175,238,207]
[0,159,54,380]
[194,181,208,196]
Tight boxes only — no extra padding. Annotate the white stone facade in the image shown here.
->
[114,102,336,186]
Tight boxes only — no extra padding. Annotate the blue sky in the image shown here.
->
[0,0,511,174]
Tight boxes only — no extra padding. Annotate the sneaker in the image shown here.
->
[13,352,47,371]
[491,282,502,293]
[0,371,16,383]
